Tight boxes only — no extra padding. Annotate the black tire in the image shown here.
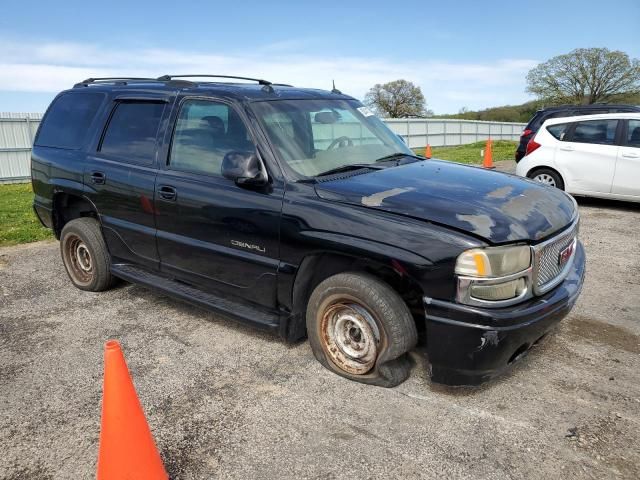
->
[528,168,565,190]
[60,217,115,292]
[306,272,417,388]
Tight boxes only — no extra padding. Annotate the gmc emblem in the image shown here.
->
[558,241,575,267]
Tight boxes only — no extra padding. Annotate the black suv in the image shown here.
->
[32,75,585,386]
[516,103,640,161]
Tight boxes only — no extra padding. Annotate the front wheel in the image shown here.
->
[528,168,565,190]
[60,217,115,292]
[306,272,417,387]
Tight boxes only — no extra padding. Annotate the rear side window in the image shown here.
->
[626,120,640,147]
[571,119,618,145]
[99,102,165,164]
[546,123,570,140]
[35,92,104,149]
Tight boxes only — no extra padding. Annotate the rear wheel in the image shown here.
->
[60,217,115,292]
[528,168,564,190]
[306,272,417,387]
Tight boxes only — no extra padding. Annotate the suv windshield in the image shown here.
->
[251,99,413,177]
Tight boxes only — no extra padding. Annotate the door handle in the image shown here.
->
[559,146,574,151]
[90,171,106,184]
[158,185,177,201]
[621,152,639,158]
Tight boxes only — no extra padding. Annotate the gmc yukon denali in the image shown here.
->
[31,75,586,386]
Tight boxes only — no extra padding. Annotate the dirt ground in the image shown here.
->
[1,165,639,479]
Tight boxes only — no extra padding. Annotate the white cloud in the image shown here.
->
[0,39,538,113]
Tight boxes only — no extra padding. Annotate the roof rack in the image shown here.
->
[74,77,160,87]
[157,74,272,86]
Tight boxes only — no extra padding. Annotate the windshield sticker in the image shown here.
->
[357,106,375,117]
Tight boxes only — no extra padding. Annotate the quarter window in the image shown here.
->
[571,119,618,145]
[35,92,104,149]
[546,123,570,141]
[100,102,165,164]
[626,120,640,147]
[169,100,254,176]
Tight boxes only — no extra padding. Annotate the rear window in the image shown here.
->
[35,92,104,149]
[99,102,165,164]
[546,123,570,140]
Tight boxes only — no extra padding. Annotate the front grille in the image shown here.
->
[533,220,578,293]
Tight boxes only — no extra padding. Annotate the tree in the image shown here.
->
[526,48,640,104]
[364,80,427,117]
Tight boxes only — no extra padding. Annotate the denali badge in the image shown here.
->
[558,241,575,267]
[231,240,266,253]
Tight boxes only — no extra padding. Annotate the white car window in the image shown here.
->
[571,119,618,146]
[626,120,640,148]
[547,123,570,141]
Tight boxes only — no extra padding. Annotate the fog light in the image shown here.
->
[470,277,526,301]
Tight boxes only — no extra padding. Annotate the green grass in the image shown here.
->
[413,140,517,164]
[0,183,53,247]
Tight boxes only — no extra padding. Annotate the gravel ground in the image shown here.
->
[1,164,640,479]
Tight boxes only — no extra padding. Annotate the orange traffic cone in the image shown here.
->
[482,137,494,169]
[97,340,168,480]
[424,144,432,159]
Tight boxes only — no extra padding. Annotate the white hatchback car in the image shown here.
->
[516,113,640,202]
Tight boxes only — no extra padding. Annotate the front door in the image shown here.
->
[154,97,284,308]
[612,119,640,198]
[559,118,620,194]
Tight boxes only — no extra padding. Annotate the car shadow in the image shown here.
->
[575,196,640,212]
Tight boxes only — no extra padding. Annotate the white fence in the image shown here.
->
[0,114,525,182]
[385,118,526,149]
[0,113,42,183]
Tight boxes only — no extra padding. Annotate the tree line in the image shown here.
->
[364,48,640,122]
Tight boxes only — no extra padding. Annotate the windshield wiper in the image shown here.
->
[373,152,424,163]
[315,163,385,177]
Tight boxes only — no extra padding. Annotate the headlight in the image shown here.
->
[455,245,531,278]
[455,245,532,307]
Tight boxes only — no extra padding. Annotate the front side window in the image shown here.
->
[571,119,618,145]
[547,123,570,141]
[626,120,640,147]
[100,102,165,164]
[251,99,411,177]
[169,99,254,176]
[36,92,104,149]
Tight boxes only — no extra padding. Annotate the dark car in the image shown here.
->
[516,103,640,162]
[31,75,585,387]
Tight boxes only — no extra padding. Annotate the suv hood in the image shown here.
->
[314,159,576,244]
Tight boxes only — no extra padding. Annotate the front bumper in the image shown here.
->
[424,241,585,386]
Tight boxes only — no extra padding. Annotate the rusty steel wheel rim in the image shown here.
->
[63,234,94,285]
[320,300,380,375]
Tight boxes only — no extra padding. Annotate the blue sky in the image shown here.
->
[1,0,638,114]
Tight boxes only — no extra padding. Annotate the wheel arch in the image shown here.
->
[52,192,100,239]
[281,251,426,343]
[526,165,565,187]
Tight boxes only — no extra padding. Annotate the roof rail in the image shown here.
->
[74,77,159,87]
[157,74,272,86]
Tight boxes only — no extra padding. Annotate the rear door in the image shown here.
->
[557,118,620,193]
[612,119,640,197]
[153,96,284,308]
[84,95,171,269]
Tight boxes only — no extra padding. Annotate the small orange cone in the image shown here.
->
[482,137,494,169]
[97,340,168,480]
[424,144,432,159]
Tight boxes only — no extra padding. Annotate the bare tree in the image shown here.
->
[526,48,640,104]
[364,80,427,117]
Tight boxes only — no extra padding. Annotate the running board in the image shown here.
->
[111,264,281,331]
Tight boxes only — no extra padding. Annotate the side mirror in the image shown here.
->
[221,151,268,186]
